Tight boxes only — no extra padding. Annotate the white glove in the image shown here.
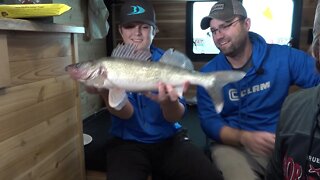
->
[113,94,128,110]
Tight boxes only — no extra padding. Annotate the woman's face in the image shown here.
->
[119,23,156,51]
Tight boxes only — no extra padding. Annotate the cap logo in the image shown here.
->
[128,5,145,15]
[211,4,224,12]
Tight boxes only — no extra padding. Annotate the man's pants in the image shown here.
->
[211,144,269,180]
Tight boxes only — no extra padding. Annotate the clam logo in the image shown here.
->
[128,5,145,15]
[229,89,239,101]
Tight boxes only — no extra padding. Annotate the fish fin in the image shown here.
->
[111,43,151,61]
[175,85,184,98]
[83,70,111,88]
[205,71,246,113]
[159,48,194,70]
[108,88,127,110]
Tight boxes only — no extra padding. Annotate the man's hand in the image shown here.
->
[240,131,275,156]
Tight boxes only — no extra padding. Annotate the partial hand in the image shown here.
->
[240,131,275,156]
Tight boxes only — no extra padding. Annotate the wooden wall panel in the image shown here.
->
[0,108,77,179]
[7,32,72,61]
[301,7,316,27]
[9,57,72,86]
[0,19,85,179]
[300,0,317,51]
[6,32,72,86]
[156,22,185,39]
[154,2,186,20]
[0,34,10,88]
[0,91,74,142]
[153,39,186,53]
[22,141,82,180]
[300,27,312,51]
[0,76,73,116]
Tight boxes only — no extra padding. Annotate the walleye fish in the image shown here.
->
[65,44,245,113]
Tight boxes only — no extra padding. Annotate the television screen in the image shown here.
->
[191,1,220,56]
[186,0,302,61]
[242,0,294,45]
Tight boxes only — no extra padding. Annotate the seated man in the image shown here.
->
[196,0,320,179]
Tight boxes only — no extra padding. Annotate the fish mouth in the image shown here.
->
[65,64,98,81]
[66,61,102,80]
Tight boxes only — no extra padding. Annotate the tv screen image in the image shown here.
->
[192,1,220,55]
[243,0,294,45]
[186,0,302,61]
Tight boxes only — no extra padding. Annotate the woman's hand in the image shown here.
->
[144,82,190,104]
[144,82,190,122]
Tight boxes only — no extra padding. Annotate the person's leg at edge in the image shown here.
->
[211,143,269,180]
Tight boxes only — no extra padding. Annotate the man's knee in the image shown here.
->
[210,144,261,180]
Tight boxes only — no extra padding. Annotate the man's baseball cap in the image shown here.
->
[119,0,156,28]
[200,0,247,30]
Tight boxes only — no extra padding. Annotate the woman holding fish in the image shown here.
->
[78,0,223,179]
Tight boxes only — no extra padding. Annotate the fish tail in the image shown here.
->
[203,71,245,113]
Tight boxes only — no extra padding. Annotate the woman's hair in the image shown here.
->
[309,33,320,71]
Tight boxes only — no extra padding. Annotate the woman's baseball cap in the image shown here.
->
[119,0,157,28]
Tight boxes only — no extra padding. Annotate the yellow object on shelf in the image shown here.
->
[0,4,71,18]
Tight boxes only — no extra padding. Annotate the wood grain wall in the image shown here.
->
[300,0,317,51]
[0,25,84,179]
